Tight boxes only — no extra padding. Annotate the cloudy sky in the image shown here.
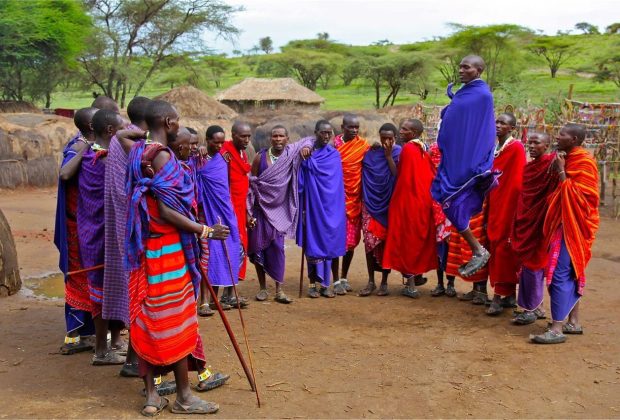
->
[204,0,619,54]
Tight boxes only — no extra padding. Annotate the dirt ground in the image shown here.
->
[1,187,619,419]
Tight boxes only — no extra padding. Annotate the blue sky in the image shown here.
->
[203,0,619,55]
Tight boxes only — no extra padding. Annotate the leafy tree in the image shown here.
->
[0,0,90,107]
[258,36,273,54]
[446,23,532,89]
[317,32,329,40]
[595,50,620,87]
[202,55,231,88]
[80,0,240,107]
[575,22,599,34]
[257,50,337,91]
[606,23,620,34]
[437,55,460,85]
[362,53,425,108]
[340,59,364,86]
[529,36,576,78]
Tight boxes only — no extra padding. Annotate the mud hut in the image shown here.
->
[216,78,324,113]
[0,208,20,296]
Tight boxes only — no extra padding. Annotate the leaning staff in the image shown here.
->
[218,216,261,407]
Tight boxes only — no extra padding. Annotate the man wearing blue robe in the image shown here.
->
[431,55,499,278]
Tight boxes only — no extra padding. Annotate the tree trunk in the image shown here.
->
[45,92,51,109]
[551,67,558,78]
[0,208,21,297]
[120,80,127,109]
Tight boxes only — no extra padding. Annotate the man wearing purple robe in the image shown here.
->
[103,96,151,376]
[77,109,126,365]
[296,120,346,298]
[431,55,499,278]
[248,125,313,304]
[193,125,242,313]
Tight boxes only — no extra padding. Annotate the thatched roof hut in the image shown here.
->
[216,78,324,113]
[155,85,237,119]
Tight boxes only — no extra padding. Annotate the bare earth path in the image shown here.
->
[0,188,619,418]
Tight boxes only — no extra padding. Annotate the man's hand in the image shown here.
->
[198,145,208,158]
[554,151,566,173]
[210,223,230,240]
[300,146,312,159]
[382,137,394,156]
[247,214,257,229]
[222,151,232,163]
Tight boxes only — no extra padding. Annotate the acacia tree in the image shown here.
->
[529,36,576,78]
[363,54,424,108]
[258,36,273,54]
[595,51,620,87]
[575,22,599,34]
[0,0,90,106]
[80,0,240,107]
[258,50,338,91]
[446,23,531,89]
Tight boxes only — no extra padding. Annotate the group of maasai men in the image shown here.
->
[53,54,600,416]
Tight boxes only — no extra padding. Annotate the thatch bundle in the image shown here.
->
[217,78,324,105]
[0,101,41,114]
[155,85,237,120]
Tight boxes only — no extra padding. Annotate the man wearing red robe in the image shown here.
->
[220,121,252,307]
[532,124,600,344]
[383,119,438,298]
[486,113,526,316]
[331,114,370,295]
[511,132,558,324]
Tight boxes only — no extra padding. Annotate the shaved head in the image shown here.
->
[342,113,358,125]
[91,96,119,113]
[564,123,586,144]
[231,121,251,135]
[402,119,424,133]
[529,131,551,144]
[73,107,98,134]
[462,55,486,72]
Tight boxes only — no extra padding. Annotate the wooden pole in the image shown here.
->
[198,264,257,394]
[218,217,261,407]
[67,264,104,277]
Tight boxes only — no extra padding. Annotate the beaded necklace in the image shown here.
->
[268,147,281,164]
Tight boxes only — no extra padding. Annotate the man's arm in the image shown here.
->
[250,153,261,177]
[59,141,89,181]
[116,129,147,154]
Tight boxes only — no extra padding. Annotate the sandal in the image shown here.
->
[111,341,128,356]
[376,283,389,296]
[141,396,169,417]
[445,285,457,297]
[414,276,428,287]
[120,361,139,377]
[222,296,249,308]
[563,322,584,335]
[401,286,420,299]
[308,284,320,298]
[92,351,126,366]
[195,372,230,392]
[274,292,293,304]
[209,302,232,311]
[431,285,446,297]
[472,291,490,305]
[358,282,376,297]
[255,289,269,302]
[512,311,537,325]
[198,304,214,317]
[458,248,491,278]
[170,399,219,414]
[141,379,178,397]
[501,295,517,308]
[341,279,353,292]
[320,286,335,298]
[533,307,546,319]
[458,290,476,301]
[530,330,566,344]
[333,280,347,296]
[60,337,93,355]
[486,300,504,316]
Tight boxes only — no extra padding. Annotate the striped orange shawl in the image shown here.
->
[335,135,370,220]
[543,147,600,281]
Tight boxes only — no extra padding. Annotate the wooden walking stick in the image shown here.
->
[197,263,257,394]
[218,217,261,407]
[67,264,104,276]
[298,189,307,298]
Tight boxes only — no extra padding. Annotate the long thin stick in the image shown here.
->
[219,217,261,407]
[197,263,256,393]
[67,264,104,276]
[298,190,306,298]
